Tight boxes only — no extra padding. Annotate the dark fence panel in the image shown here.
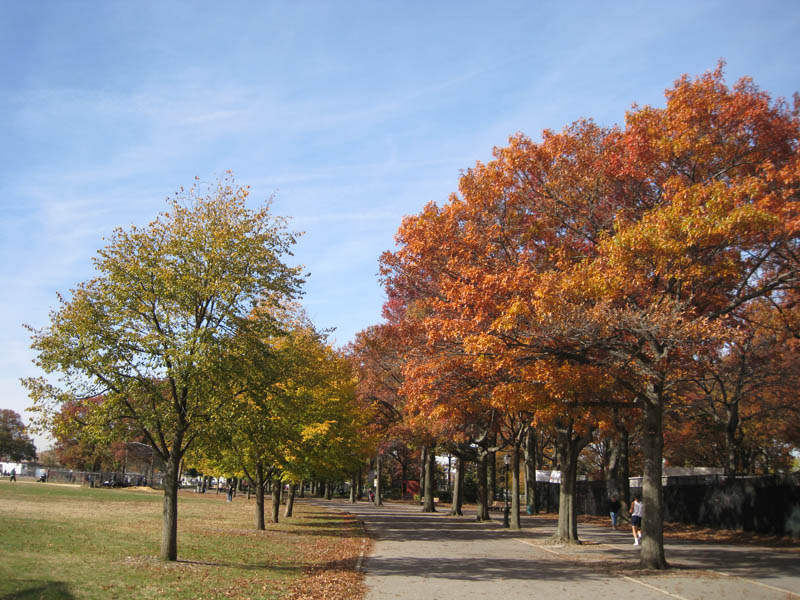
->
[654,476,800,536]
[540,474,800,536]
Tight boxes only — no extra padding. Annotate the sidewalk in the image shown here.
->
[312,499,800,600]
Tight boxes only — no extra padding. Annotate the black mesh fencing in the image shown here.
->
[537,474,800,537]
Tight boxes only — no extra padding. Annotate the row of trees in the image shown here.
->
[351,65,800,569]
[22,67,800,572]
[24,175,374,561]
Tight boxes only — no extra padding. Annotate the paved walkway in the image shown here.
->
[311,499,800,600]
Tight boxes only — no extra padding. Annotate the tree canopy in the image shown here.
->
[23,174,304,561]
[370,64,800,568]
[0,409,36,462]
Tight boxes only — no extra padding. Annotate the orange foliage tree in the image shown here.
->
[377,64,800,568]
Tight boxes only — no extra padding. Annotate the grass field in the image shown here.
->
[0,481,366,600]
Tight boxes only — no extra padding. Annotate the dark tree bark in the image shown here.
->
[284,484,296,518]
[271,480,282,523]
[641,394,668,569]
[450,456,464,516]
[476,448,490,522]
[489,443,497,504]
[422,445,437,512]
[552,422,594,544]
[252,462,266,530]
[419,446,427,502]
[350,472,358,503]
[159,448,181,561]
[524,427,538,513]
[606,418,631,506]
[374,454,383,506]
[324,480,332,500]
[725,402,740,478]
[510,443,522,530]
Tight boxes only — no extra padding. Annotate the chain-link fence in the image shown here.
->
[34,468,166,489]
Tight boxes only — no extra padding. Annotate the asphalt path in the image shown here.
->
[310,499,800,600]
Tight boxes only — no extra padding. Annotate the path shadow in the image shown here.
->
[363,555,611,583]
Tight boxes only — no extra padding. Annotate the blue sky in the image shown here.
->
[2,1,799,450]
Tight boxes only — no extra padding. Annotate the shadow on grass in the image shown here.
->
[2,580,74,600]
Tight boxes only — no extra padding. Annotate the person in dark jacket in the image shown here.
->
[609,495,621,530]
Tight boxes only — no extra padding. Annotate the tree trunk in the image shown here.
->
[488,441,497,503]
[607,438,621,500]
[524,428,537,513]
[640,396,668,569]
[255,462,266,530]
[619,429,630,504]
[725,403,740,478]
[271,479,282,523]
[324,480,332,500]
[607,425,631,507]
[552,424,592,544]
[299,480,305,498]
[510,444,521,529]
[374,455,383,506]
[350,472,357,503]
[451,456,464,516]
[422,445,436,512]
[476,448,490,522]
[419,446,426,501]
[284,484,296,518]
[160,450,181,561]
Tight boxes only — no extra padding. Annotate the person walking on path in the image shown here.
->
[609,495,621,530]
[226,484,234,502]
[630,495,643,545]
[9,468,16,482]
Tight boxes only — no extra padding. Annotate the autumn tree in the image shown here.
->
[685,310,800,475]
[379,147,611,533]
[48,396,137,472]
[349,309,421,508]
[197,308,369,528]
[666,300,800,474]
[378,65,800,568]
[23,174,303,561]
[482,66,800,567]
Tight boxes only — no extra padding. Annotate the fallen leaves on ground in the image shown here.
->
[285,509,370,600]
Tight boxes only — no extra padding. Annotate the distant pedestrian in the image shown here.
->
[9,468,16,482]
[226,484,233,503]
[368,489,375,503]
[609,495,621,530]
[630,495,643,545]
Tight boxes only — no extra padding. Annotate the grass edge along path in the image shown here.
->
[0,481,368,600]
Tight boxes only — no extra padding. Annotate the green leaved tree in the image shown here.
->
[23,174,303,561]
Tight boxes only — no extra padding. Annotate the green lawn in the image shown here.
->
[0,481,363,600]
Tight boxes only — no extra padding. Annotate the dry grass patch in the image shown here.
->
[0,481,367,600]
